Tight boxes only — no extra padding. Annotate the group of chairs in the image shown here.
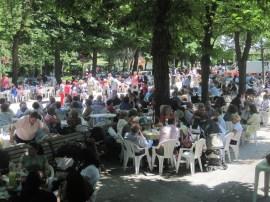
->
[108,126,243,176]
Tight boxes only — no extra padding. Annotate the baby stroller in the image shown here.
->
[204,133,228,171]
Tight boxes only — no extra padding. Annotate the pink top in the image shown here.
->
[1,77,9,89]
[159,125,180,143]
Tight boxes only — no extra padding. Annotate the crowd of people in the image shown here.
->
[0,67,270,201]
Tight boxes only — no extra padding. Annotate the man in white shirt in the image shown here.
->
[10,112,49,143]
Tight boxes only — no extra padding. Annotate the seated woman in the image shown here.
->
[67,109,81,128]
[125,123,152,149]
[20,142,49,177]
[244,104,260,141]
[159,117,179,144]
[44,107,61,133]
[230,114,243,145]
[32,102,44,119]
[82,99,92,121]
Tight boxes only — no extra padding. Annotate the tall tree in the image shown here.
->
[152,0,171,118]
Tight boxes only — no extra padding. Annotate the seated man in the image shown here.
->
[10,111,49,143]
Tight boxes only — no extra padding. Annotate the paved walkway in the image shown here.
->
[96,127,270,202]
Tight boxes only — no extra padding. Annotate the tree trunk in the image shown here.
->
[54,45,62,84]
[234,31,252,95]
[152,0,171,120]
[12,32,20,85]
[132,48,139,72]
[200,3,217,103]
[92,48,97,77]
[144,60,148,70]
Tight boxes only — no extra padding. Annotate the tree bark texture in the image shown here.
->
[152,0,171,119]
[132,48,139,72]
[12,32,20,85]
[92,48,98,77]
[54,45,62,84]
[234,31,252,95]
[200,3,217,103]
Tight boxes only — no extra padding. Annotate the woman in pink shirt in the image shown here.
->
[159,117,180,143]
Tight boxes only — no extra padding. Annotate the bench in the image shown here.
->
[41,132,88,163]
[4,143,28,164]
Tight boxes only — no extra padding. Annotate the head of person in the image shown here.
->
[197,103,205,112]
[130,123,141,135]
[36,95,42,102]
[106,99,113,107]
[29,111,40,125]
[73,96,80,102]
[21,171,42,193]
[65,169,90,202]
[27,142,44,156]
[47,107,56,116]
[167,117,175,125]
[66,94,72,103]
[49,96,56,104]
[249,104,258,114]
[97,95,102,102]
[231,114,241,124]
[55,101,61,109]
[69,109,79,118]
[0,103,9,112]
[20,101,27,111]
[227,104,238,114]
[32,102,40,110]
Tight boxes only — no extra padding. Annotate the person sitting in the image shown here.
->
[20,142,49,176]
[55,101,66,121]
[10,111,49,144]
[32,102,44,119]
[67,109,81,129]
[119,96,132,111]
[44,107,61,133]
[16,101,30,118]
[0,103,14,127]
[159,117,179,143]
[82,99,92,121]
[45,96,56,112]
[230,114,243,144]
[106,99,115,113]
[91,95,106,114]
[125,123,152,149]
[223,104,238,122]
[244,104,260,141]
[64,94,73,109]
[11,171,57,202]
[59,169,93,202]
[36,95,44,111]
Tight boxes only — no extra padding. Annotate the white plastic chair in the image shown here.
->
[229,132,242,160]
[47,164,55,191]
[122,140,152,174]
[152,139,179,175]
[175,138,206,175]
[223,132,234,162]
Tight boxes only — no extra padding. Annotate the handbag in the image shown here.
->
[180,130,193,148]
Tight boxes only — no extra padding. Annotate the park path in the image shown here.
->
[96,127,270,202]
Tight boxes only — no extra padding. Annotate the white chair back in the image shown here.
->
[225,121,233,131]
[123,140,136,156]
[158,139,179,158]
[224,132,234,151]
[194,139,206,159]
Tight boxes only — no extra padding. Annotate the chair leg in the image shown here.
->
[227,150,231,163]
[158,157,164,175]
[190,160,195,175]
[152,150,156,169]
[264,172,270,197]
[146,154,152,171]
[198,158,203,172]
[123,155,129,171]
[253,170,260,202]
[134,156,142,175]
